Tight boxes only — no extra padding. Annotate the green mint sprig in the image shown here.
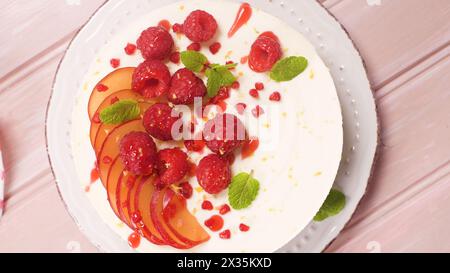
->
[228,171,260,210]
[180,51,237,97]
[270,56,308,82]
[99,99,140,125]
[313,189,346,222]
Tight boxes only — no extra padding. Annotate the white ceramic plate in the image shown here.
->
[47,0,378,253]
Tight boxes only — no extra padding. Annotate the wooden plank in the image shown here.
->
[324,0,450,89]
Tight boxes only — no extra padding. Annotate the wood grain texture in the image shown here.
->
[0,0,449,252]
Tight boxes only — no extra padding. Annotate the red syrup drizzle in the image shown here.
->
[228,3,252,38]
[241,138,259,159]
[85,162,100,192]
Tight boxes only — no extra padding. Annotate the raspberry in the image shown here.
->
[124,43,137,55]
[169,51,180,64]
[196,154,231,194]
[209,42,221,54]
[143,103,181,141]
[132,60,171,98]
[203,113,246,155]
[187,42,201,51]
[119,132,157,176]
[168,68,206,105]
[157,148,189,185]
[248,36,282,72]
[249,88,259,98]
[136,26,174,60]
[183,10,218,42]
[269,91,281,101]
[179,182,193,199]
[255,82,264,90]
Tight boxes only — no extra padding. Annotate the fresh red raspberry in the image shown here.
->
[169,51,180,64]
[187,42,201,51]
[143,103,181,141]
[168,68,206,105]
[196,154,231,194]
[157,148,189,185]
[248,36,282,72]
[136,26,174,60]
[209,42,221,54]
[249,88,259,98]
[119,131,157,176]
[132,60,171,98]
[183,10,218,42]
[269,91,281,101]
[179,182,193,199]
[203,113,246,155]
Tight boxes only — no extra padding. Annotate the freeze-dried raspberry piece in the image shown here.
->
[157,148,189,185]
[196,154,231,194]
[143,103,182,141]
[168,68,206,105]
[137,26,174,60]
[269,91,281,101]
[248,35,282,72]
[119,131,157,176]
[203,113,246,155]
[183,10,218,42]
[132,60,171,98]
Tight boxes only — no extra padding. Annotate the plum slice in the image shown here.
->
[105,156,122,218]
[89,89,147,148]
[88,67,135,120]
[97,119,145,187]
[162,189,210,246]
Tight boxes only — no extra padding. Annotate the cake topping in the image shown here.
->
[203,113,246,155]
[269,91,281,101]
[219,229,231,239]
[201,200,214,210]
[119,131,158,176]
[137,26,174,60]
[124,43,137,55]
[183,10,218,42]
[196,154,231,194]
[249,34,282,72]
[228,3,252,38]
[168,68,207,105]
[204,215,224,232]
[143,103,181,141]
[110,58,121,68]
[132,60,171,98]
[157,148,189,185]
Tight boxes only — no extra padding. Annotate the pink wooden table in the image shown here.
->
[0,0,449,253]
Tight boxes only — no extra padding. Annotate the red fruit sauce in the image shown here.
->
[228,3,252,38]
[204,215,224,232]
[110,96,119,105]
[242,138,259,159]
[128,231,141,249]
[131,212,142,224]
[202,200,213,210]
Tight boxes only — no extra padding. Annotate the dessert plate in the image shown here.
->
[47,0,377,253]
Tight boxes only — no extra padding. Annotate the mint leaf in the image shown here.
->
[313,189,346,222]
[270,56,308,82]
[228,172,260,210]
[99,99,140,125]
[205,64,237,97]
[181,51,208,72]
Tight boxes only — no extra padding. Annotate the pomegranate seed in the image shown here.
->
[172,23,183,33]
[110,58,120,68]
[96,83,109,92]
[219,204,231,215]
[255,82,264,90]
[249,89,259,98]
[219,229,231,239]
[110,96,119,104]
[92,112,101,123]
[187,42,201,51]
[158,19,171,31]
[170,51,180,64]
[231,81,240,89]
[239,223,250,232]
[202,200,213,210]
[235,103,247,115]
[204,215,224,232]
[209,42,221,54]
[252,105,264,118]
[124,43,137,55]
[131,212,142,224]
[269,91,281,101]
